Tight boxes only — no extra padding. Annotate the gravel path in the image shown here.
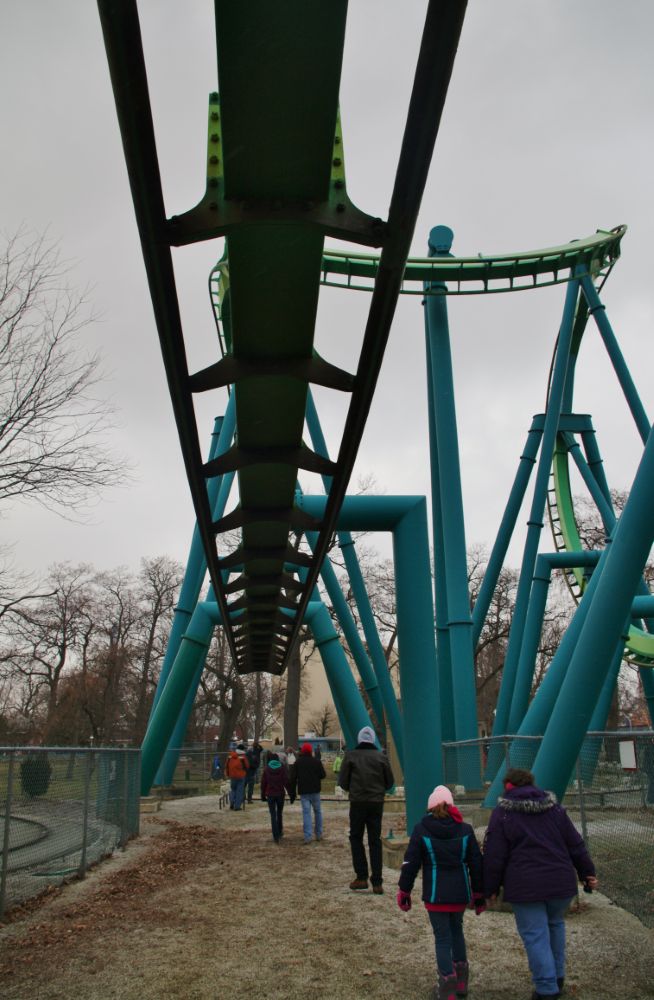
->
[1,795,653,999]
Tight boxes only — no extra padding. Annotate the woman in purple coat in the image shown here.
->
[483,768,598,1000]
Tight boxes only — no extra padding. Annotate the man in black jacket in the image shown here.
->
[339,726,394,893]
[289,743,326,844]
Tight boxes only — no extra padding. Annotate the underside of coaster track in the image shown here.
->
[98,1,654,823]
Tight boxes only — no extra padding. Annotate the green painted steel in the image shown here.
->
[99,0,468,675]
[317,227,625,296]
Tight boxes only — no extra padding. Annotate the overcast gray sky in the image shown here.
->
[2,1,654,581]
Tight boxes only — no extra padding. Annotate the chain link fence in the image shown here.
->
[442,730,654,928]
[0,747,140,918]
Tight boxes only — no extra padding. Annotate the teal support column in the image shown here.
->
[484,542,611,806]
[472,417,543,647]
[426,341,455,743]
[508,550,600,733]
[491,277,581,752]
[304,602,374,751]
[394,497,443,827]
[424,226,477,748]
[305,391,404,763]
[155,467,236,786]
[150,393,236,721]
[339,536,405,764]
[153,400,235,700]
[303,525,385,732]
[533,427,654,799]
[298,494,442,828]
[141,601,222,794]
[580,641,626,784]
[580,275,651,444]
[640,669,654,727]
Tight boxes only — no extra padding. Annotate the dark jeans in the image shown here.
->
[267,796,284,841]
[245,769,257,802]
[348,801,384,884]
[427,910,466,976]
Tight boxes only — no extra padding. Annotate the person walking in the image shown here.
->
[397,785,485,1000]
[260,751,291,844]
[332,750,343,778]
[483,767,598,1000]
[289,742,325,844]
[225,746,249,810]
[245,740,263,804]
[338,725,394,894]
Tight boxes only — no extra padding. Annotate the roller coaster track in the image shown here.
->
[98,0,468,675]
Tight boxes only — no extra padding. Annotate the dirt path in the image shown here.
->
[1,796,653,1000]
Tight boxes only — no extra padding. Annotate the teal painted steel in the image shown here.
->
[394,498,443,829]
[508,551,600,734]
[472,417,543,647]
[152,396,236,784]
[491,276,581,750]
[304,390,404,764]
[304,602,374,751]
[424,227,478,759]
[141,602,221,794]
[533,428,654,798]
[299,493,441,829]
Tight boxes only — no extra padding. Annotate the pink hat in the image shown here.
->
[427,785,454,810]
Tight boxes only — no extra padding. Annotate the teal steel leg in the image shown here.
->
[581,275,650,443]
[304,525,385,732]
[304,602,374,751]
[393,497,443,826]
[298,494,442,828]
[491,277,581,750]
[508,551,600,733]
[424,227,477,749]
[533,427,654,799]
[141,601,222,794]
[305,390,404,763]
[472,417,543,647]
[426,343,455,743]
[483,543,610,806]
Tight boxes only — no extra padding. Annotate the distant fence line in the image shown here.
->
[443,730,654,928]
[0,747,140,918]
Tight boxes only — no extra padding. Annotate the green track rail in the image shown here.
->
[98,0,468,675]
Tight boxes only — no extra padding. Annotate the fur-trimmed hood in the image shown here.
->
[498,784,556,814]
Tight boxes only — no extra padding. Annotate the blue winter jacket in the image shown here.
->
[483,785,595,903]
[399,812,483,905]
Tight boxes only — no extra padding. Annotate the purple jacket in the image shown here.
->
[483,785,595,903]
[261,760,290,800]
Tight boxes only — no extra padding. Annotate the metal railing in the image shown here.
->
[442,731,654,928]
[0,747,140,918]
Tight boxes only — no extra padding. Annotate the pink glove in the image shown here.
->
[396,890,412,912]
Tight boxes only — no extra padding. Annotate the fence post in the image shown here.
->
[136,750,142,837]
[0,752,16,919]
[78,750,93,879]
[120,750,130,848]
[575,757,589,846]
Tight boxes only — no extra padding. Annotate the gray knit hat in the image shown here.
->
[357,726,376,745]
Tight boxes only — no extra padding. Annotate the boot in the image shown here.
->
[453,960,469,997]
[436,972,457,1000]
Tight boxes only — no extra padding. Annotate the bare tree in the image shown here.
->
[0,228,123,511]
[304,702,337,737]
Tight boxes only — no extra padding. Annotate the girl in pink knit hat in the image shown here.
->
[397,785,485,1000]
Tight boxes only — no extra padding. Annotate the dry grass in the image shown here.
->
[1,796,653,999]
